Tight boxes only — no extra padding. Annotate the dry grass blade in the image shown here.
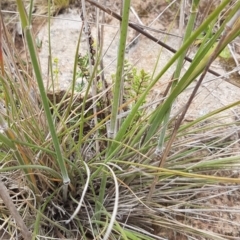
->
[1,0,240,239]
[148,10,239,200]
[0,179,32,240]
[65,161,90,224]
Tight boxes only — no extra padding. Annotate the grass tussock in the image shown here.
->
[0,0,240,239]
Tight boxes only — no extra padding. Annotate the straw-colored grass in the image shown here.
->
[0,0,240,239]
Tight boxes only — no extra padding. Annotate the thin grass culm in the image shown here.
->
[16,0,70,200]
[0,0,240,239]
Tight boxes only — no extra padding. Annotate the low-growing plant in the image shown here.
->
[0,0,240,239]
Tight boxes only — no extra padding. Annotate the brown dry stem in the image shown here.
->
[0,179,32,240]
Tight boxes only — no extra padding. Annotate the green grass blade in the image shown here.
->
[157,0,201,151]
[16,0,70,197]
[109,0,131,139]
[106,0,231,158]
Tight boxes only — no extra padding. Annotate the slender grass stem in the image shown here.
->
[109,0,131,139]
[16,0,70,201]
[157,0,200,153]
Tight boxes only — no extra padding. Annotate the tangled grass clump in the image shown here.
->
[1,0,240,239]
